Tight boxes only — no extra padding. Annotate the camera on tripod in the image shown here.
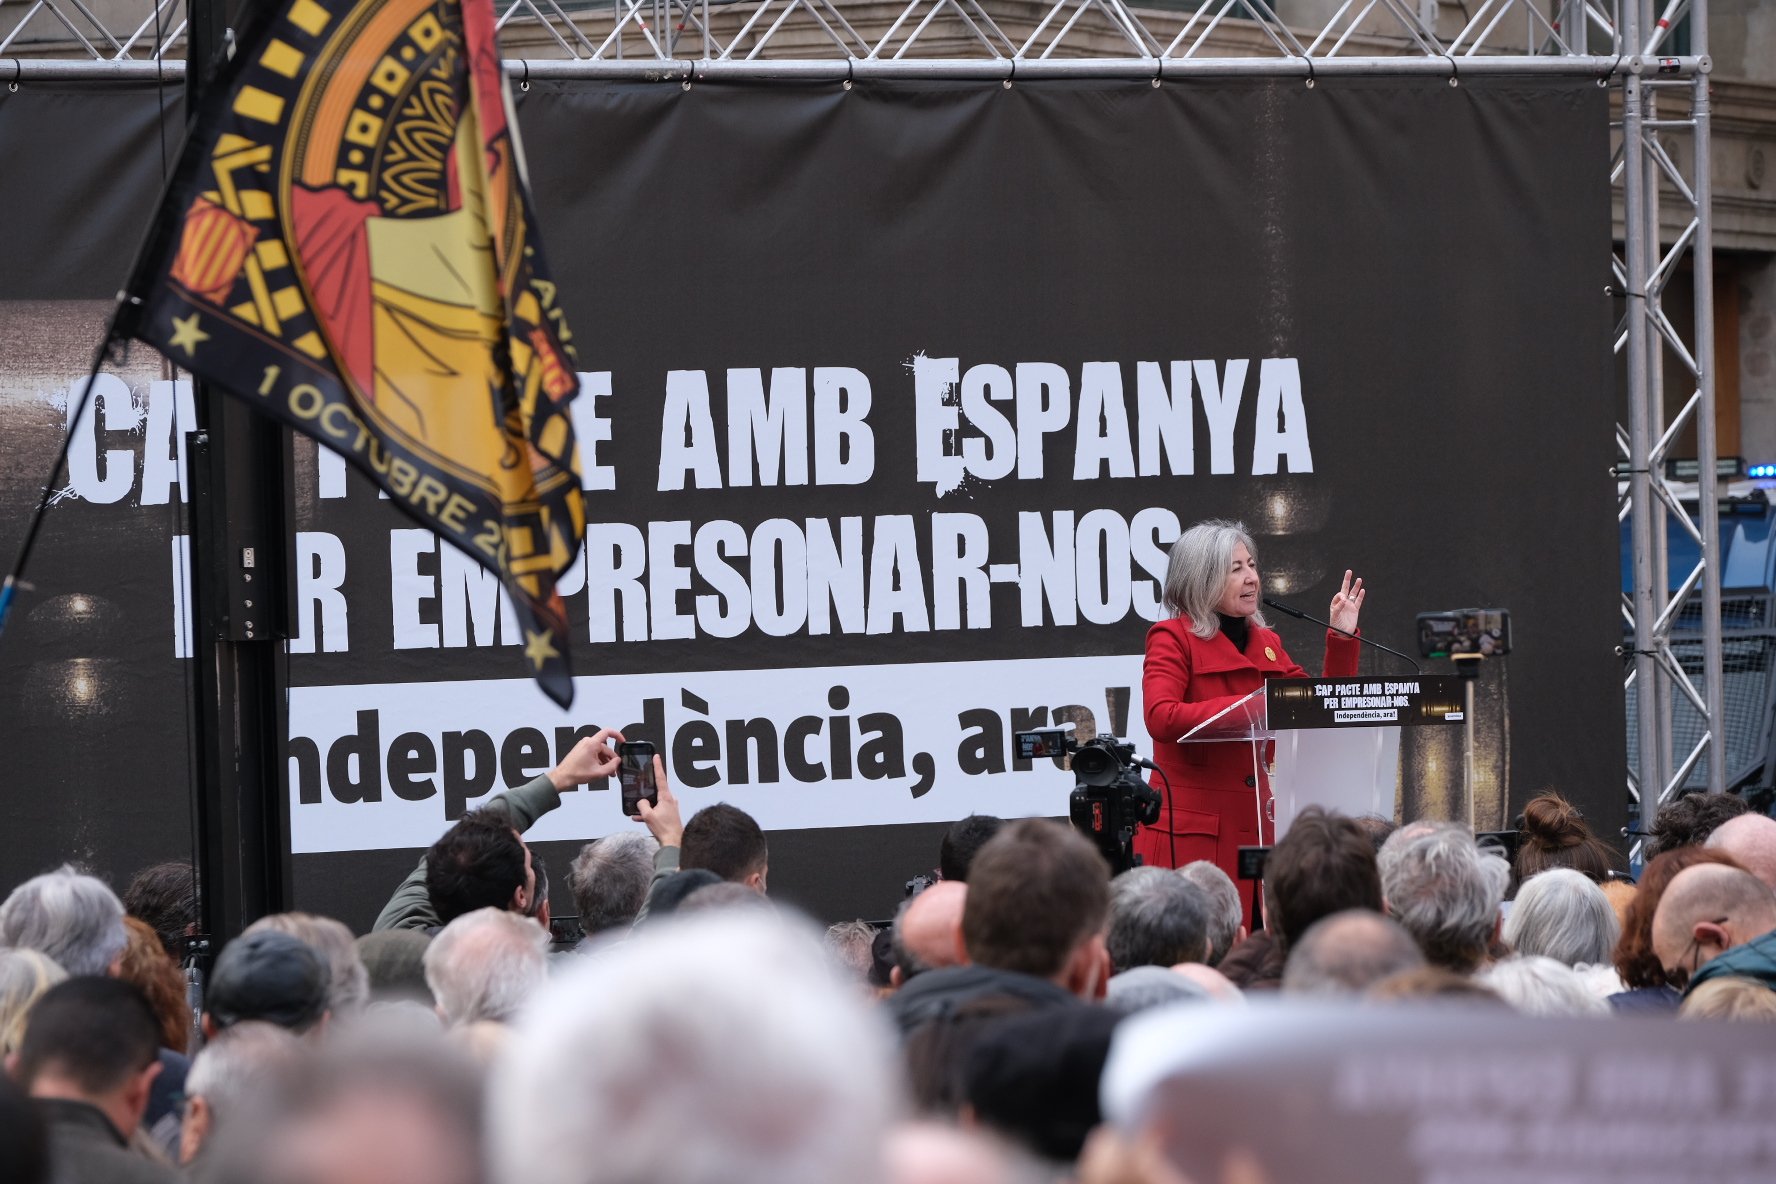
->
[1014,726,1162,873]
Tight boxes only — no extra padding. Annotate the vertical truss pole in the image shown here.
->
[1691,3,1726,793]
[1621,1,1665,814]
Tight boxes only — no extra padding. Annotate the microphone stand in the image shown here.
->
[1261,598,1424,675]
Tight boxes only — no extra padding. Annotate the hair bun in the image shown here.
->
[1520,792,1587,850]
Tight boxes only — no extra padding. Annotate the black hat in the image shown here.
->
[206,931,328,1033]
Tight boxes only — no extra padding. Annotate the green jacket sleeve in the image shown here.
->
[371,774,564,932]
[629,844,681,928]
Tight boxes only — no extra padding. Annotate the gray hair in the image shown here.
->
[490,912,896,1184]
[185,1020,301,1122]
[0,947,68,1055]
[568,833,658,935]
[1162,519,1266,639]
[1503,868,1620,968]
[1476,955,1609,1017]
[1377,823,1510,973]
[423,908,549,1026]
[1282,909,1425,997]
[1108,867,1212,971]
[1176,862,1243,967]
[246,912,370,1015]
[0,864,128,977]
[824,920,877,980]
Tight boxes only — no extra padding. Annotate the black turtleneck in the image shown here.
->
[1217,612,1250,654]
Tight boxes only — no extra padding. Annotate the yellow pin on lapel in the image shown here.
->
[1264,646,1277,661]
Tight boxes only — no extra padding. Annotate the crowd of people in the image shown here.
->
[5,728,1776,1184]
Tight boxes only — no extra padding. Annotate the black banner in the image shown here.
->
[0,77,1617,927]
[1267,676,1468,730]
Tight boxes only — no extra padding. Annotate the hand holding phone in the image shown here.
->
[619,741,658,817]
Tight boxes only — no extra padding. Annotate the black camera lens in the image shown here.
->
[1071,745,1116,786]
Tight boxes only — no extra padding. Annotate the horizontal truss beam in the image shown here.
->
[4,52,1710,81]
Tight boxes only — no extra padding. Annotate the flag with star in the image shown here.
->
[121,0,586,706]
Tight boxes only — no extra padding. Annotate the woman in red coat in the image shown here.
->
[1135,519,1366,899]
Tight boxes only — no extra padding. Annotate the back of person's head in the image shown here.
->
[891,881,969,984]
[247,913,370,1016]
[940,815,1005,883]
[961,1005,1120,1163]
[568,832,658,934]
[491,912,896,1184]
[423,908,548,1027]
[1282,910,1424,996]
[1176,862,1243,966]
[1366,966,1507,1005]
[15,977,161,1099]
[678,881,772,916]
[180,1020,302,1165]
[1476,955,1609,1016]
[1105,965,1212,1013]
[1705,813,1776,892]
[1650,863,1776,982]
[0,949,67,1057]
[1646,790,1750,859]
[1107,868,1210,971]
[824,921,878,981]
[963,820,1111,981]
[1504,868,1620,967]
[1263,807,1382,950]
[210,1028,484,1184]
[0,864,128,977]
[123,860,199,960]
[638,869,724,923]
[1615,845,1743,989]
[1678,975,1776,1023]
[116,915,190,1053]
[1353,814,1396,853]
[1514,792,1619,887]
[1377,823,1510,973]
[206,930,329,1034]
[425,810,531,925]
[0,1075,49,1184]
[681,803,769,887]
[354,929,435,1006]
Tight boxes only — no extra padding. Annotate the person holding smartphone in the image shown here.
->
[373,726,627,933]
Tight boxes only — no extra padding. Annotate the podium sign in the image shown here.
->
[1266,675,1467,730]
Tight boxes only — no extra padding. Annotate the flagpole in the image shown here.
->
[180,0,297,944]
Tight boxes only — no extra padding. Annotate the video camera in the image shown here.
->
[1015,726,1162,873]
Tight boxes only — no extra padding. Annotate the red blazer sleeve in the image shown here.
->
[1142,621,1254,744]
[1323,628,1361,678]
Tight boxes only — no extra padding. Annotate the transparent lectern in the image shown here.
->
[1177,676,1466,845]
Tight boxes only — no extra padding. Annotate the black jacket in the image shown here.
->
[885,964,1077,1037]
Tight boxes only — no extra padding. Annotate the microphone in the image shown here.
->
[1261,597,1423,675]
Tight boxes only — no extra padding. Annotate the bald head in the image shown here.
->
[1651,864,1776,982]
[1282,910,1425,997]
[1706,814,1776,893]
[892,882,968,985]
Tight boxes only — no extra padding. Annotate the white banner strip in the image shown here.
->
[288,656,1150,853]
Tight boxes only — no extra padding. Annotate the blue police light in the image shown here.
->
[1751,463,1776,479]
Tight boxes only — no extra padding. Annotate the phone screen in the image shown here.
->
[619,741,657,817]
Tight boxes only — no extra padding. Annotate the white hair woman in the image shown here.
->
[1137,520,1366,922]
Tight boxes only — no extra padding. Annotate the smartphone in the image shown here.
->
[619,741,657,817]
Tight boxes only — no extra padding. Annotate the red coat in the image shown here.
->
[1135,615,1361,904]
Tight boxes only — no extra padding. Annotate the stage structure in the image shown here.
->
[0,0,1725,858]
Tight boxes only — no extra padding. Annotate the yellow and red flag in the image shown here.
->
[125,0,585,706]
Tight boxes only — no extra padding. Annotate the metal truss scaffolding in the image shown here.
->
[2,0,1726,823]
